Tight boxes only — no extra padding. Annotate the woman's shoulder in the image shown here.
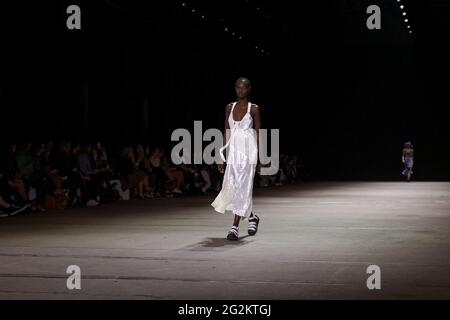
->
[250,104,260,114]
[250,103,260,111]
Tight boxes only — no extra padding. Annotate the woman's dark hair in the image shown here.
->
[235,77,251,89]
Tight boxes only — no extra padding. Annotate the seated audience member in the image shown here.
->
[15,142,47,212]
[119,146,151,199]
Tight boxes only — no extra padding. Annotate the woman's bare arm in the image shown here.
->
[252,105,261,164]
[218,104,232,172]
[224,103,232,145]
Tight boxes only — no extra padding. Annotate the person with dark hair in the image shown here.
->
[0,143,30,215]
[15,142,47,212]
[211,77,262,240]
[150,148,175,196]
[92,142,109,170]
[119,146,151,199]
[402,141,414,181]
[91,142,116,204]
[161,151,184,196]
[67,143,87,207]
[77,144,100,206]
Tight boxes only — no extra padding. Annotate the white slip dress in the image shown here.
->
[211,102,258,220]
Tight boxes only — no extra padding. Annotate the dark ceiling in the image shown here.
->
[1,0,449,179]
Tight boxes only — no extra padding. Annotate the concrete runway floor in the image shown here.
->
[1,181,449,299]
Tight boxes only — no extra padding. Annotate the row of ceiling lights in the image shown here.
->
[181,2,270,56]
[396,0,413,34]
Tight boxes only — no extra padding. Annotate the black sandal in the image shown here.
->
[227,226,239,241]
[248,214,260,236]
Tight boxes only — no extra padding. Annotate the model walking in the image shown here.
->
[211,77,261,240]
[402,141,414,181]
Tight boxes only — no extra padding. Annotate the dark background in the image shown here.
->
[1,0,449,180]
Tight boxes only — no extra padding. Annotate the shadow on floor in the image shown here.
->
[181,236,253,251]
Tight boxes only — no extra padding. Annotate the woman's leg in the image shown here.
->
[200,169,211,193]
[159,168,169,192]
[29,172,47,210]
[138,180,145,198]
[247,211,260,236]
[143,175,152,192]
[142,176,153,198]
[79,177,89,205]
[173,171,185,190]
[148,173,157,192]
[232,212,255,227]
[227,214,241,240]
[8,178,28,202]
[0,196,10,208]
[233,214,241,227]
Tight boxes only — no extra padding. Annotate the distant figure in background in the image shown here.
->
[402,141,414,181]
